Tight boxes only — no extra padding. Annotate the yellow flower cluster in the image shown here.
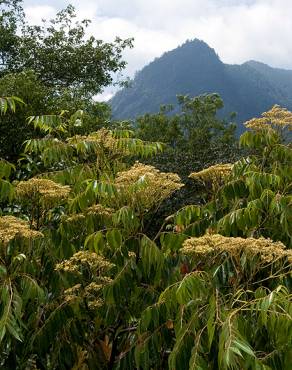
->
[181,234,292,263]
[87,299,104,309]
[64,283,82,296]
[85,204,114,216]
[88,128,118,150]
[64,282,104,308]
[244,118,269,131]
[55,251,114,274]
[84,281,103,294]
[85,282,105,308]
[63,204,114,226]
[58,253,114,309]
[16,178,70,208]
[115,162,183,209]
[67,128,125,154]
[245,105,292,131]
[189,164,232,186]
[63,213,86,224]
[128,251,136,258]
[0,216,43,245]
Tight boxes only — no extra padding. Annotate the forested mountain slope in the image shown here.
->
[111,39,292,132]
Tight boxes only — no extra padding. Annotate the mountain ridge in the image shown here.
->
[111,39,292,133]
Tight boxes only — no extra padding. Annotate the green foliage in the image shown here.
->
[111,38,292,132]
[134,93,240,235]
[0,97,19,202]
[0,2,133,96]
[0,158,14,202]
[0,95,23,114]
[0,0,132,160]
[0,61,292,370]
[0,0,23,72]
[136,93,236,150]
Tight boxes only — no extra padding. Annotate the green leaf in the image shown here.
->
[140,236,164,279]
[106,229,123,250]
[176,273,206,305]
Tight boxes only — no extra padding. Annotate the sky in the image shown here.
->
[22,0,292,100]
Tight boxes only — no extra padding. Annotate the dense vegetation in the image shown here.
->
[1,2,292,369]
[1,95,291,370]
[0,0,132,160]
[111,39,292,131]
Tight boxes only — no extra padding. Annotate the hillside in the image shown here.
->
[111,39,292,132]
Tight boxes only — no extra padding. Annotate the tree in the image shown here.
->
[135,94,239,227]
[0,2,133,98]
[0,0,23,71]
[136,104,183,147]
[1,104,291,369]
[177,93,236,147]
[0,71,114,160]
[0,71,50,160]
[0,1,132,160]
[136,93,236,150]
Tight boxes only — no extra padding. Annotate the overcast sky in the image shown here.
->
[22,0,292,99]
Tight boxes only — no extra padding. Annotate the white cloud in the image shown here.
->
[94,92,114,102]
[24,5,56,25]
[23,0,292,99]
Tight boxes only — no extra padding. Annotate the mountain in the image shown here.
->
[110,39,292,133]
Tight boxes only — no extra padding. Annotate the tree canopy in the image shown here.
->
[0,1,133,97]
[0,3,291,368]
[136,93,236,149]
[0,101,291,369]
[0,1,133,160]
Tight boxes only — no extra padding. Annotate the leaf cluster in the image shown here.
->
[0,95,291,369]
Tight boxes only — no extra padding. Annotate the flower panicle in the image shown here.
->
[181,234,292,263]
[189,163,233,184]
[115,162,183,208]
[244,105,292,131]
[0,216,43,245]
[55,251,114,274]
[16,178,71,207]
